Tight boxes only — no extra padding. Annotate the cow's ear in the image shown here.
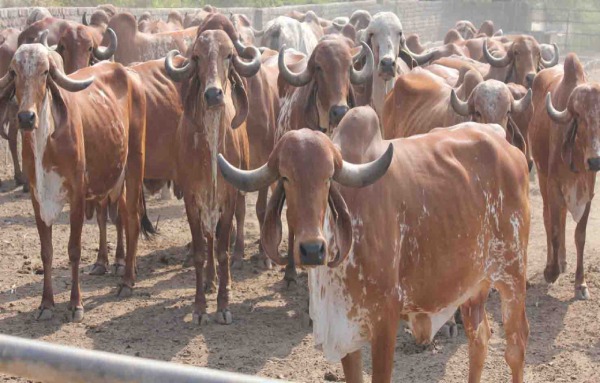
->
[507,114,527,154]
[305,82,320,130]
[47,79,68,128]
[229,70,248,129]
[260,180,288,266]
[327,185,353,267]
[562,119,579,173]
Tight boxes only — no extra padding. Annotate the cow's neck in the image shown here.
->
[29,91,67,226]
[372,72,396,120]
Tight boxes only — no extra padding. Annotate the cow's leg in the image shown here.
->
[204,232,217,294]
[496,279,528,383]
[538,174,553,280]
[231,192,245,269]
[113,212,126,276]
[67,194,85,322]
[370,317,398,383]
[32,198,54,321]
[215,203,235,325]
[544,182,567,283]
[184,193,209,325]
[341,350,363,383]
[256,187,271,269]
[460,291,491,383]
[284,231,297,287]
[574,202,591,300]
[8,122,26,187]
[90,200,109,276]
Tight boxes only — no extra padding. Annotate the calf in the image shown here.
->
[218,108,530,382]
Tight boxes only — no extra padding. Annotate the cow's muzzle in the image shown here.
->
[204,87,224,108]
[588,157,600,172]
[329,105,349,127]
[379,57,396,79]
[299,240,326,266]
[17,111,36,131]
[525,73,535,88]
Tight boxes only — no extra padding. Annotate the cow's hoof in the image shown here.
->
[543,265,560,284]
[193,312,210,326]
[230,257,243,270]
[203,281,216,294]
[116,284,133,298]
[261,257,272,270]
[89,263,108,276]
[216,310,232,325]
[575,285,590,300]
[69,306,84,323]
[35,307,53,321]
[439,322,458,338]
[112,263,126,277]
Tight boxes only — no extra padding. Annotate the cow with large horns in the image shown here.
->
[482,36,558,88]
[0,43,148,321]
[529,53,600,300]
[255,13,324,55]
[163,24,259,323]
[357,12,437,120]
[39,27,117,75]
[218,105,530,382]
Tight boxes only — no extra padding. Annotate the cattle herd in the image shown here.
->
[0,3,598,383]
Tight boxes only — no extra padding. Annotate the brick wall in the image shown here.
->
[0,1,532,45]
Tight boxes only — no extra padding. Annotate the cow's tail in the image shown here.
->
[140,189,157,239]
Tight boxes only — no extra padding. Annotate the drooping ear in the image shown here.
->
[326,185,353,267]
[260,180,288,266]
[229,70,248,129]
[507,114,527,155]
[561,119,579,173]
[304,81,320,131]
[47,77,68,129]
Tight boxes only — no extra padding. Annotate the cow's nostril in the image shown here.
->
[588,157,600,172]
[525,73,535,87]
[299,240,326,266]
[380,57,395,68]
[204,87,224,106]
[329,105,349,125]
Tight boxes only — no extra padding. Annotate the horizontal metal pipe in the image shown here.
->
[0,334,284,383]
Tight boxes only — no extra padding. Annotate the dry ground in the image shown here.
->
[1,68,600,383]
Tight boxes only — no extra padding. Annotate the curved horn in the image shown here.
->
[403,45,435,66]
[232,38,257,60]
[540,43,559,68]
[450,88,470,116]
[483,39,512,68]
[334,143,394,188]
[93,28,117,61]
[278,45,313,87]
[511,88,532,114]
[545,92,572,124]
[50,65,94,92]
[493,28,503,37]
[233,45,261,77]
[82,12,89,26]
[39,30,55,51]
[251,27,264,38]
[350,41,373,85]
[164,50,192,82]
[218,154,278,192]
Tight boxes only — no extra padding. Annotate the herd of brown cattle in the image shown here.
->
[0,4,598,382]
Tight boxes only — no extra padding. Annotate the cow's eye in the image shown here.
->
[9,69,15,77]
[282,176,289,183]
[42,70,49,76]
[398,31,403,37]
[226,53,232,60]
[88,46,93,52]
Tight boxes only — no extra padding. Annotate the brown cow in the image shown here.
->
[163,27,259,324]
[482,36,558,88]
[0,44,147,321]
[0,28,23,188]
[529,53,600,300]
[19,18,101,47]
[218,109,530,383]
[26,7,52,27]
[383,68,532,159]
[81,9,110,35]
[106,12,197,65]
[276,35,373,283]
[139,11,184,34]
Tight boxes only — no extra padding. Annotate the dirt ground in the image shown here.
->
[1,70,600,383]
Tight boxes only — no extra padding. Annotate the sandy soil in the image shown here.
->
[1,68,600,383]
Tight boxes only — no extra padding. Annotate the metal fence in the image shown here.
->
[0,334,284,383]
